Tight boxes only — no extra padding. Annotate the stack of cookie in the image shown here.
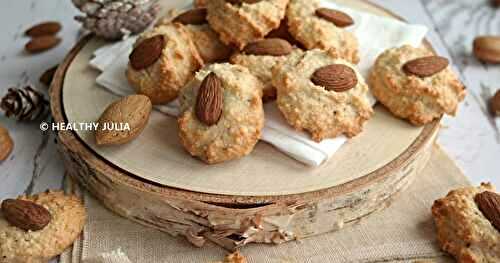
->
[122,0,465,164]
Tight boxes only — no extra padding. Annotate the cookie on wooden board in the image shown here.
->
[286,0,359,64]
[126,23,203,104]
[0,191,86,263]
[370,45,466,125]
[178,63,264,164]
[206,0,289,49]
[272,49,373,142]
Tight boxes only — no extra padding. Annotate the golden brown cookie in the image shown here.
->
[0,191,86,263]
[370,45,466,125]
[157,9,233,63]
[206,0,289,49]
[432,183,499,263]
[178,63,264,164]
[286,0,359,64]
[184,24,233,63]
[230,39,301,102]
[126,23,203,104]
[272,49,373,142]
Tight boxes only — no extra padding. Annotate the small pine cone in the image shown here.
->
[1,86,49,121]
[73,0,160,40]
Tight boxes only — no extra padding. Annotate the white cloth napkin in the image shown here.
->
[90,2,428,166]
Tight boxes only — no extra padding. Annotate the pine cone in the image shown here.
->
[1,86,49,121]
[73,0,160,40]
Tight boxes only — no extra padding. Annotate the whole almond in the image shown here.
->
[243,38,293,56]
[25,36,61,53]
[315,8,354,27]
[473,36,500,64]
[1,199,51,231]
[129,35,166,70]
[490,90,500,116]
[173,8,207,25]
[95,95,152,146]
[39,64,58,87]
[402,56,449,78]
[474,191,500,231]
[0,125,14,161]
[311,64,358,92]
[196,72,223,126]
[25,21,62,37]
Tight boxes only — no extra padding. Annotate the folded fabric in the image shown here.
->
[90,2,428,166]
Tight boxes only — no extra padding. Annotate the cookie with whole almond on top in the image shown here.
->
[370,45,466,125]
[206,0,289,50]
[432,183,499,262]
[0,191,86,262]
[157,8,233,64]
[230,38,302,102]
[126,23,203,104]
[178,63,264,164]
[286,0,359,64]
[272,49,373,142]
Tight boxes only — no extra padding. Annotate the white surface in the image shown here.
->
[0,0,499,261]
[91,2,427,166]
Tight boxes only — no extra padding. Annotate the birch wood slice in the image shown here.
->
[50,0,440,250]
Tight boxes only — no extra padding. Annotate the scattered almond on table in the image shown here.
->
[25,35,61,53]
[39,64,59,87]
[0,124,14,161]
[95,94,152,146]
[24,21,62,54]
[473,36,500,64]
[490,90,500,117]
[25,21,62,37]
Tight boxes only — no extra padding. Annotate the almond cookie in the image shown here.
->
[126,23,203,104]
[0,191,86,263]
[178,63,264,164]
[370,45,466,125]
[206,0,289,50]
[286,0,359,64]
[432,183,499,263]
[157,9,233,63]
[230,38,301,102]
[272,49,373,142]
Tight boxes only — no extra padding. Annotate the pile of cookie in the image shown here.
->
[95,0,466,165]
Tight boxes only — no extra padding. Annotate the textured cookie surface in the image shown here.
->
[178,63,264,164]
[184,24,233,63]
[432,183,499,263]
[0,191,86,263]
[206,0,289,49]
[286,0,359,64]
[126,23,203,104]
[156,10,232,64]
[272,49,373,142]
[230,48,301,102]
[370,45,466,125]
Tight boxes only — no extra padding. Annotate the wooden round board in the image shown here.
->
[51,0,439,250]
